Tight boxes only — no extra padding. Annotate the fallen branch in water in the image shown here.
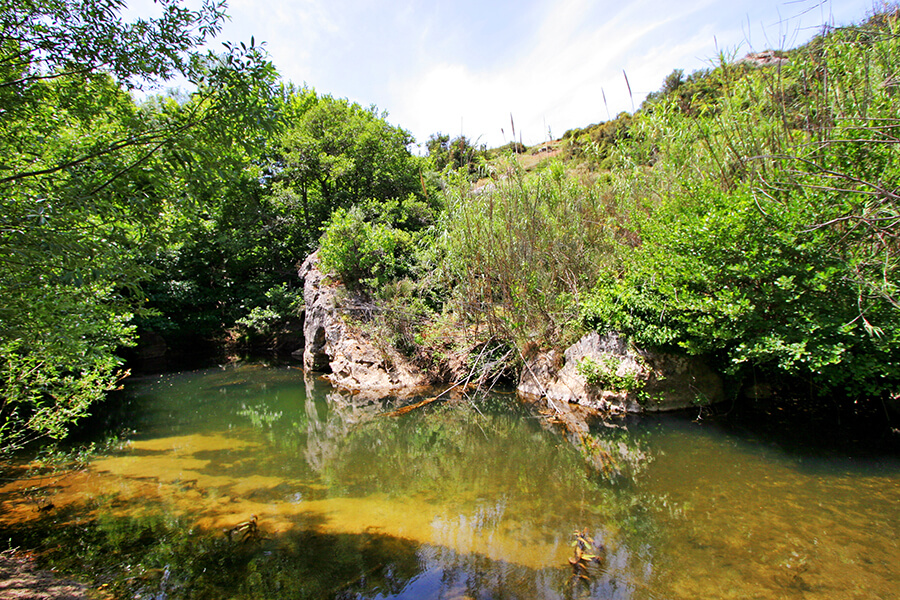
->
[384,395,441,417]
[382,378,467,417]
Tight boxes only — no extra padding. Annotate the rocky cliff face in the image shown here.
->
[300,252,722,412]
[518,331,723,413]
[298,252,428,398]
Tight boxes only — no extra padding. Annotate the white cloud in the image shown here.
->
[391,0,731,146]
[125,0,877,148]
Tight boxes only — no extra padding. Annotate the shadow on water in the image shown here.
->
[669,395,900,469]
[0,496,632,600]
[1,500,426,600]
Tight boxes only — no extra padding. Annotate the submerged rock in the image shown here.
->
[518,331,723,413]
[298,252,428,397]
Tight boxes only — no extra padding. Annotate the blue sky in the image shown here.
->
[133,0,872,148]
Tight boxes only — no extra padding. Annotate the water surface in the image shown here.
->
[1,364,897,599]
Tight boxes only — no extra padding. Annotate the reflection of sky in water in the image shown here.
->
[2,364,898,600]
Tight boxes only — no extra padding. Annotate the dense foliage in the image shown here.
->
[581,11,900,399]
[140,89,430,344]
[0,0,276,454]
[2,2,898,454]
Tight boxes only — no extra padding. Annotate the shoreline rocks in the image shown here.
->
[299,252,429,399]
[518,331,723,413]
[299,252,722,414]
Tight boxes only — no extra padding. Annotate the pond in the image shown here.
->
[1,363,898,599]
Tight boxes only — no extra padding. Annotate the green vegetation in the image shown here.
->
[0,0,276,454]
[2,0,899,454]
[560,112,632,168]
[576,355,642,393]
[581,11,900,399]
[425,132,489,175]
[440,159,618,349]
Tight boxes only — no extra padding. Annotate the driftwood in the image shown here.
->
[382,338,515,418]
[382,377,467,418]
[384,395,442,417]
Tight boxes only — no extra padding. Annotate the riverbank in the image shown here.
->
[0,550,90,599]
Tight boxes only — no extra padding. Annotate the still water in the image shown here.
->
[1,364,898,599]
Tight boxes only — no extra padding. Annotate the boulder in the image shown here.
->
[740,50,788,67]
[518,331,723,413]
[298,252,428,397]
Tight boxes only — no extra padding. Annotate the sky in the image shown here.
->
[132,0,872,149]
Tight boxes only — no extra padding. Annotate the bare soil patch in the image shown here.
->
[0,551,90,600]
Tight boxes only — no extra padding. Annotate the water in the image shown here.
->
[1,363,898,599]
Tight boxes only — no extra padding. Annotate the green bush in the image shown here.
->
[576,355,642,392]
[581,12,900,400]
[234,284,304,344]
[318,205,415,290]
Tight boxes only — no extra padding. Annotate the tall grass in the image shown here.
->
[441,160,621,349]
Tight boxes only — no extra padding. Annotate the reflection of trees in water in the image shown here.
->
[229,371,667,597]
[417,541,660,600]
[301,373,388,473]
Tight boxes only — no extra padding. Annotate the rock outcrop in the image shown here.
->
[518,331,723,413]
[298,252,428,398]
[740,50,788,67]
[300,251,722,411]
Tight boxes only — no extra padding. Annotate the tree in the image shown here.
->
[0,0,276,455]
[270,92,425,249]
[426,133,487,175]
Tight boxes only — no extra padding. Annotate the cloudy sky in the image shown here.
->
[135,0,871,148]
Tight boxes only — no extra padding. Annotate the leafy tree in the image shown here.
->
[270,92,425,247]
[139,90,428,347]
[426,133,487,175]
[0,0,276,454]
[318,195,438,292]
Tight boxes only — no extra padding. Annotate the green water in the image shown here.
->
[2,363,898,599]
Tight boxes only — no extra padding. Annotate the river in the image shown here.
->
[0,363,897,599]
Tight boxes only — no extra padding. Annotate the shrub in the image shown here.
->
[233,283,305,346]
[441,160,620,349]
[318,205,415,291]
[576,355,642,392]
[581,12,900,401]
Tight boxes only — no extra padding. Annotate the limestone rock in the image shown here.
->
[298,252,427,397]
[740,50,788,67]
[518,331,723,413]
[299,251,334,371]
